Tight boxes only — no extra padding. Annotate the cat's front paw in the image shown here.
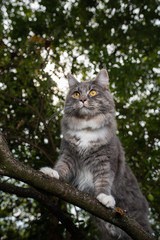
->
[96,193,115,208]
[40,167,59,179]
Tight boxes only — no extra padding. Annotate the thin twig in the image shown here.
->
[0,91,56,153]
[4,135,53,165]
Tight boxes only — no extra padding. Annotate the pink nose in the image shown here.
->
[80,98,87,103]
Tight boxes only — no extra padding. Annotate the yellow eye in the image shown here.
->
[89,90,97,97]
[73,92,80,98]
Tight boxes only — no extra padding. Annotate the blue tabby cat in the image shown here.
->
[41,69,152,239]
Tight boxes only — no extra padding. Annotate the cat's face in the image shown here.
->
[64,69,115,119]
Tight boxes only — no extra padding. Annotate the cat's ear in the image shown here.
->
[94,69,109,89]
[67,73,79,88]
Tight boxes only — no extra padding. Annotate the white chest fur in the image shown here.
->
[68,126,109,150]
[75,168,94,191]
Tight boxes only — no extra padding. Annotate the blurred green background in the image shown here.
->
[0,0,159,239]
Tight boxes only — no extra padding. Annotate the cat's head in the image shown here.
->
[64,69,115,120]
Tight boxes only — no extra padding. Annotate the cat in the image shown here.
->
[40,69,152,239]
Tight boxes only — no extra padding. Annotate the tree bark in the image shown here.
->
[0,131,155,240]
[0,181,85,240]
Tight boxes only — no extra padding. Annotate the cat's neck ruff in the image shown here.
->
[66,113,114,130]
[67,127,110,150]
[63,116,116,151]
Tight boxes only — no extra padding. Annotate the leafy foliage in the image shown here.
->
[0,0,160,239]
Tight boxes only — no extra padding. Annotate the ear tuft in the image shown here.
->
[67,73,79,88]
[95,69,109,88]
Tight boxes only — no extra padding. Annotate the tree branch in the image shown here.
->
[0,168,8,176]
[0,131,155,240]
[0,180,85,240]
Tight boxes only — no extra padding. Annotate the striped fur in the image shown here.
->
[41,69,152,239]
